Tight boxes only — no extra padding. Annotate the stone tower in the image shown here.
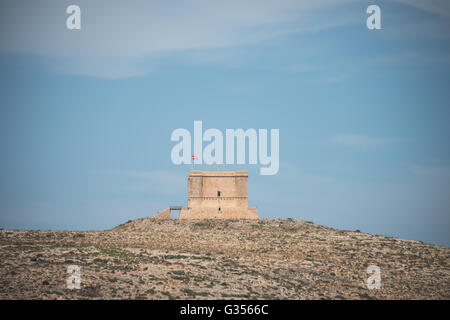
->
[179,171,258,219]
[154,171,258,219]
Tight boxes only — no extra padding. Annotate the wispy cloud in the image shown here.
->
[319,69,354,84]
[333,134,391,148]
[276,63,321,73]
[407,164,450,179]
[0,0,448,78]
[395,0,450,18]
[0,0,359,78]
[98,170,186,196]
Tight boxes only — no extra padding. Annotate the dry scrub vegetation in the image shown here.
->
[0,218,449,299]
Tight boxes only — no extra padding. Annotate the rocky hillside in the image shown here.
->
[0,218,449,299]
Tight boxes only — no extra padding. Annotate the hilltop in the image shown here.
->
[0,218,449,299]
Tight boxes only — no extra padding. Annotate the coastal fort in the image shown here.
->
[154,171,258,219]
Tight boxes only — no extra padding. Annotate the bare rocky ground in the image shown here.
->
[0,218,449,300]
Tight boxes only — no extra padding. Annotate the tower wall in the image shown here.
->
[181,171,257,219]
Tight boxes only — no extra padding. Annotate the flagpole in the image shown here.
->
[192,155,198,171]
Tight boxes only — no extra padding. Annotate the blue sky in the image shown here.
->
[1,0,450,246]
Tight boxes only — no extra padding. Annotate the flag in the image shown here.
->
[192,155,198,161]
